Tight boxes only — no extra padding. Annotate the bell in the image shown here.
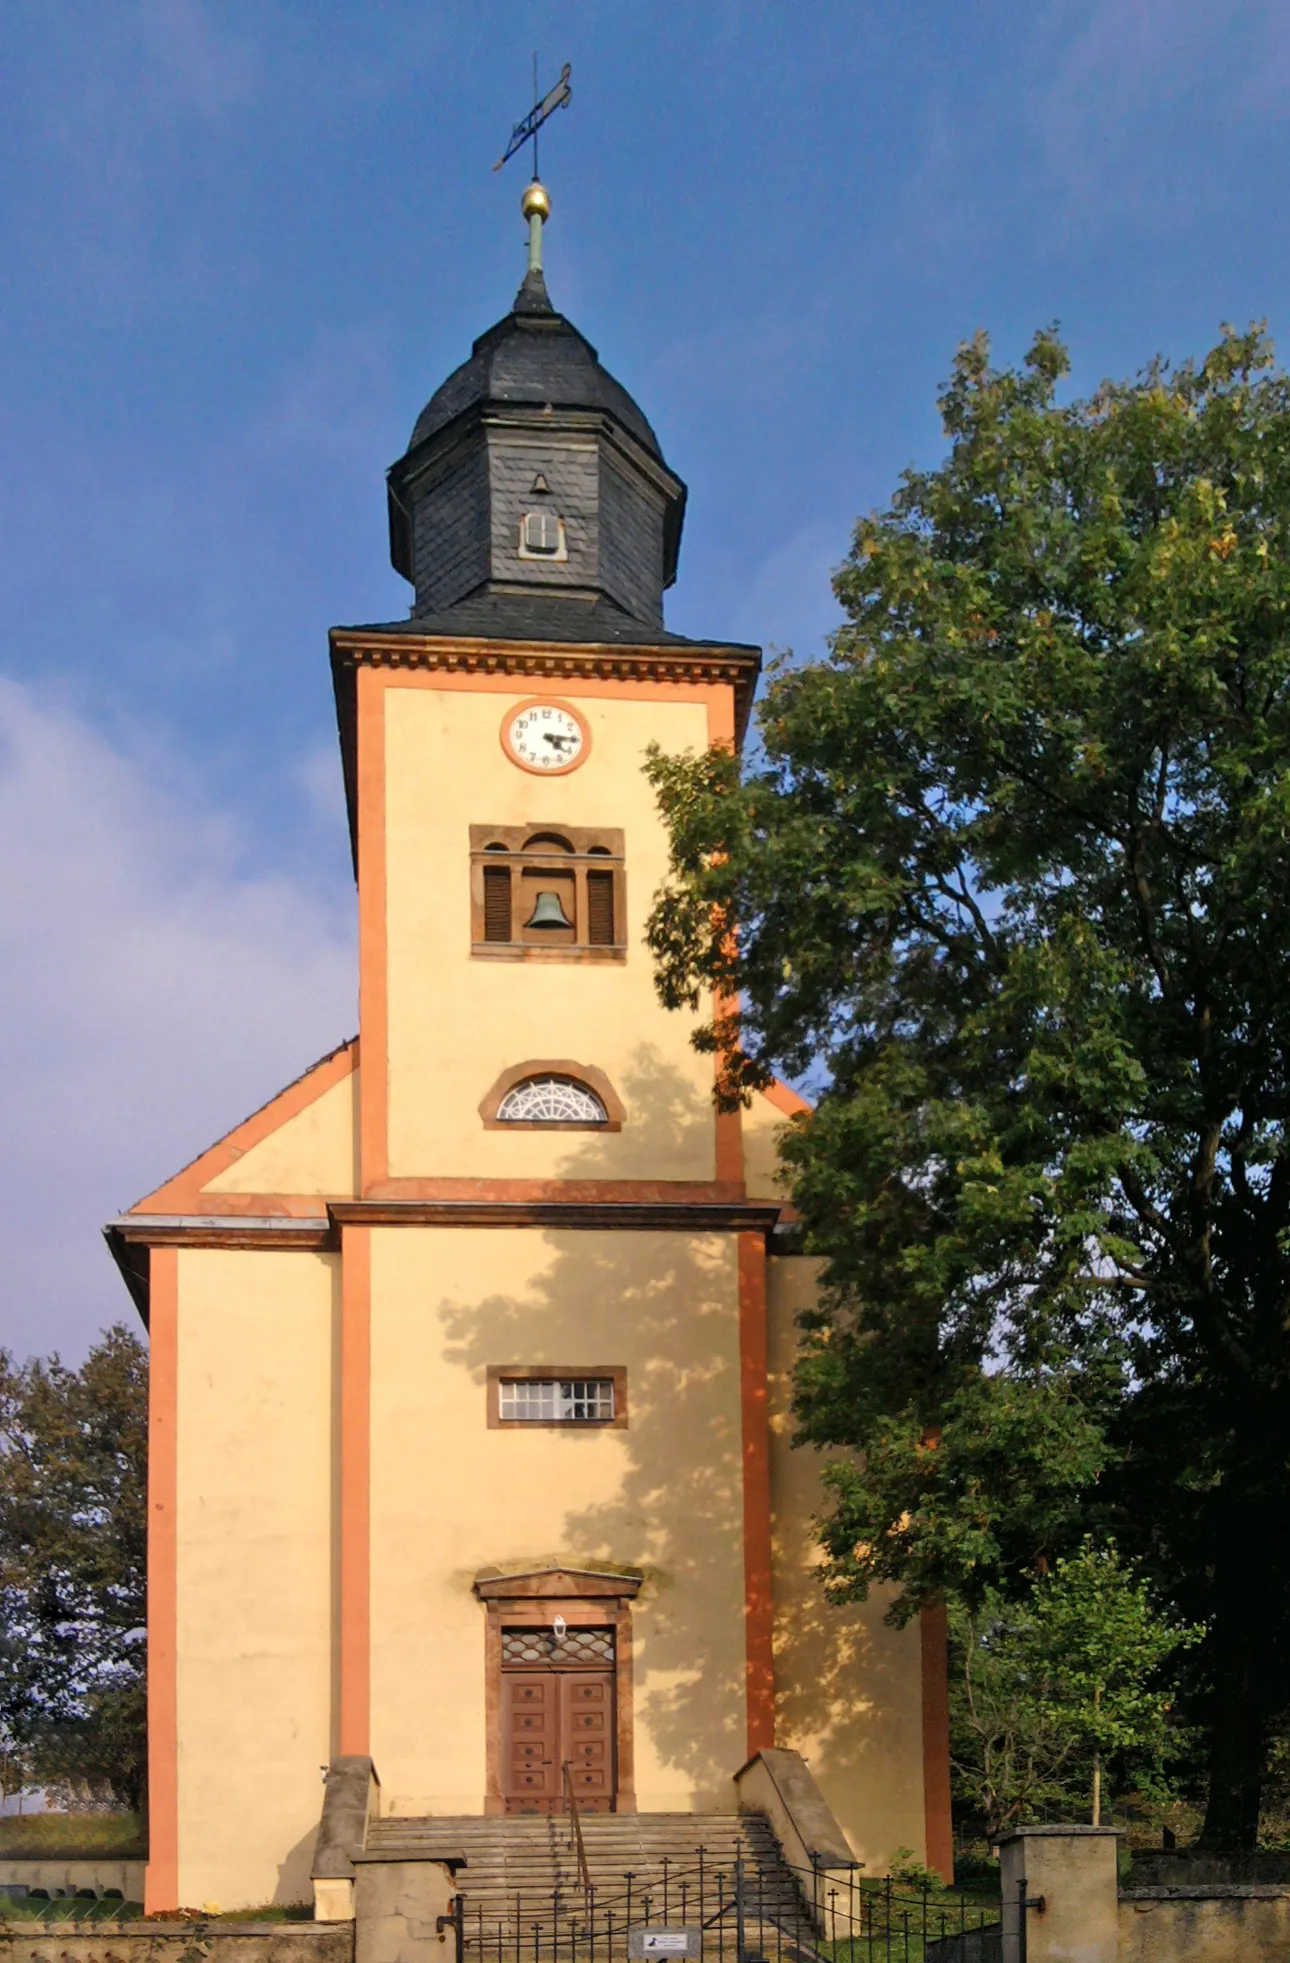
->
[524,889,573,930]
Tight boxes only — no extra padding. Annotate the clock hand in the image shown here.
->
[543,731,574,750]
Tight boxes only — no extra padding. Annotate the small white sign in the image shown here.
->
[628,1931,701,1960]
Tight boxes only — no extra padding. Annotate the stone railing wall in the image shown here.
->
[0,1924,353,1963]
[993,1825,1290,1963]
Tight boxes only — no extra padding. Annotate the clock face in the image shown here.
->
[502,700,589,775]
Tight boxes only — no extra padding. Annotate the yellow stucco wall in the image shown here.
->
[382,688,718,1180]
[202,1068,359,1196]
[368,1225,747,1814]
[766,1257,926,1871]
[742,1091,790,1201]
[156,675,929,1901]
[174,1248,337,1909]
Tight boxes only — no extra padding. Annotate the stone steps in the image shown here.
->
[366,1814,804,1934]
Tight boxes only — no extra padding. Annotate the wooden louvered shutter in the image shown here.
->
[483,864,513,941]
[586,870,615,946]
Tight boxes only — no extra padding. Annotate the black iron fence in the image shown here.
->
[450,1848,1001,1963]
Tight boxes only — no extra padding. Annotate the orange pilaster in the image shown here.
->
[738,1231,775,1754]
[144,1249,179,1914]
[338,1225,372,1755]
[356,666,388,1193]
[921,1598,954,1881]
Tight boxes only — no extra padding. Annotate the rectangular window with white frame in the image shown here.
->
[488,1367,627,1429]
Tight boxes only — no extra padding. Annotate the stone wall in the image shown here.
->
[0,1923,352,1963]
[1119,1885,1290,1962]
[994,1827,1290,1963]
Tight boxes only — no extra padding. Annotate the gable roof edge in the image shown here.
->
[125,1036,358,1216]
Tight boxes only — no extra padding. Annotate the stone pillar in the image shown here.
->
[355,1858,464,1963]
[995,1826,1120,1963]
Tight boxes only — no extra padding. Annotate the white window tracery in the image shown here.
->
[496,1076,608,1124]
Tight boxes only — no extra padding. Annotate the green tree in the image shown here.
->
[645,324,1290,1846]
[0,1325,147,1810]
[952,1541,1200,1835]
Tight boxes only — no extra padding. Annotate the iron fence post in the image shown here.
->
[1017,1875,1028,1963]
[734,1853,745,1963]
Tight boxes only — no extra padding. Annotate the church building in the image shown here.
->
[108,184,950,1918]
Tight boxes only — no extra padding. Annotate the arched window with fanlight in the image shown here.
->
[470,825,625,960]
[479,1062,625,1131]
[498,1077,608,1125]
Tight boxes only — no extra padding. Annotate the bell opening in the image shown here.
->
[524,889,574,931]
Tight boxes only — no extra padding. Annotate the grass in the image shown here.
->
[0,1813,146,1859]
[799,1874,1003,1963]
[202,1904,314,1923]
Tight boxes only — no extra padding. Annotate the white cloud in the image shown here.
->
[1026,0,1290,220]
[723,518,847,655]
[0,681,355,1362]
[135,0,261,120]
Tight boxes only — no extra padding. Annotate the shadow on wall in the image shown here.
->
[771,1520,916,1839]
[278,1820,321,1908]
[438,1046,746,1802]
[764,1252,920,1855]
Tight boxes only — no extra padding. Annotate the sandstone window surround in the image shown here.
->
[478,1060,625,1133]
[487,1365,629,1430]
[470,824,626,960]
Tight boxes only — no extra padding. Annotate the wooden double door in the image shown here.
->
[502,1662,616,1814]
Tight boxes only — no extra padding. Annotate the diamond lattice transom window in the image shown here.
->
[502,1626,616,1666]
[496,1076,608,1125]
[498,1378,616,1423]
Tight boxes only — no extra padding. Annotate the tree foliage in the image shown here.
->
[0,1326,147,1810]
[646,325,1290,1846]
[951,1541,1200,1834]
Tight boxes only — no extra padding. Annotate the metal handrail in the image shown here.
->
[562,1759,593,1895]
[455,1838,1004,1959]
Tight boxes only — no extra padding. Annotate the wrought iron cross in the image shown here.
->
[493,58,572,175]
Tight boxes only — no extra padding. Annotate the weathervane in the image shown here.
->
[493,58,572,177]
[493,58,571,283]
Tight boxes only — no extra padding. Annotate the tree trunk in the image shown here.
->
[1198,1591,1270,1849]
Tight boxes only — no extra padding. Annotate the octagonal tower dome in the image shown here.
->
[387,214,687,629]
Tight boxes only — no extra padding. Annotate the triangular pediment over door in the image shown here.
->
[473,1567,643,1602]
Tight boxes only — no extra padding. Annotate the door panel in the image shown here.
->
[560,1674,614,1812]
[500,1666,616,1814]
[502,1673,560,1812]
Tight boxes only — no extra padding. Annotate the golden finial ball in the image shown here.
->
[522,181,551,223]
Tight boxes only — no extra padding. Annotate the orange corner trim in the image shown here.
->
[338,1225,372,1756]
[763,1079,812,1119]
[920,1598,954,1882]
[144,1248,179,1915]
[357,666,389,1193]
[738,1231,775,1754]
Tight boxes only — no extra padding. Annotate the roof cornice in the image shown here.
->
[329,627,760,870]
[106,1198,785,1326]
[110,1200,781,1244]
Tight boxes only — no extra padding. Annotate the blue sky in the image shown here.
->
[3,0,1289,1356]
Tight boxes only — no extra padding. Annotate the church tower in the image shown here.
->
[110,187,947,1918]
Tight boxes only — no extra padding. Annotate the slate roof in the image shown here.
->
[405,268,662,460]
[331,589,759,653]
